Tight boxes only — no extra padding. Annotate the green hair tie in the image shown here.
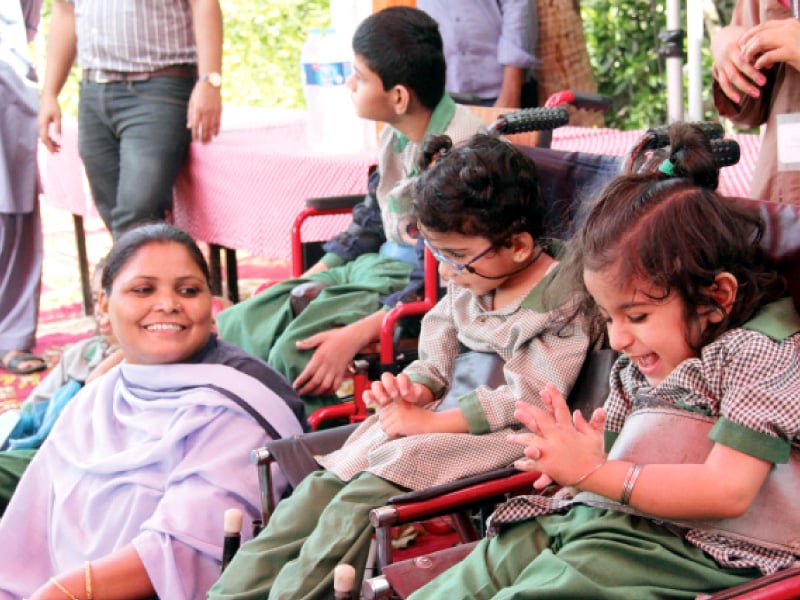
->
[658,158,675,176]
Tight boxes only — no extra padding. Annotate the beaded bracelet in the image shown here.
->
[565,458,607,487]
[620,463,643,505]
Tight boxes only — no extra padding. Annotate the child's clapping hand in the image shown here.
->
[364,372,434,408]
[508,383,607,490]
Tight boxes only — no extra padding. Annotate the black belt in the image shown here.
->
[82,65,197,84]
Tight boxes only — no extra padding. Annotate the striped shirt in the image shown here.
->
[66,0,196,71]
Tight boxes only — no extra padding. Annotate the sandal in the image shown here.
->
[0,350,47,375]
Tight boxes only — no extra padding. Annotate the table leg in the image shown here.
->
[73,214,94,316]
[209,243,222,296]
[224,248,239,303]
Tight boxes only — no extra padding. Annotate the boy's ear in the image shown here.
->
[706,272,738,323]
[511,232,535,262]
[390,84,411,115]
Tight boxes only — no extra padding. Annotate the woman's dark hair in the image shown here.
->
[352,6,445,110]
[102,222,210,294]
[554,122,785,347]
[412,133,546,247]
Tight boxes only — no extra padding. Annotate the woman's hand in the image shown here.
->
[711,24,765,104]
[507,384,607,490]
[363,372,433,408]
[739,18,800,72]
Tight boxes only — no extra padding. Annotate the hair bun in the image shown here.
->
[420,134,453,170]
[662,122,720,190]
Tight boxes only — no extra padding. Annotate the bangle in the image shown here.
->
[565,458,607,487]
[620,463,643,505]
[49,577,79,600]
[85,561,93,600]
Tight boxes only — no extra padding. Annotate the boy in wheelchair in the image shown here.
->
[207,134,591,599]
[216,7,486,413]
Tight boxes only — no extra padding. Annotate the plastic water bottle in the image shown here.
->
[300,27,370,153]
[300,27,326,151]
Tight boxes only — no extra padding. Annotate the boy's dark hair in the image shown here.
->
[352,6,445,110]
[412,133,546,247]
[555,122,785,347]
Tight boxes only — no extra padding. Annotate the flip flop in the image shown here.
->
[0,350,47,375]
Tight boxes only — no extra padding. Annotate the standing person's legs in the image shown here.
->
[78,81,121,233]
[112,77,193,237]
[78,77,193,238]
[0,203,44,373]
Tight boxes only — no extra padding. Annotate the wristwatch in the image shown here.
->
[199,72,222,88]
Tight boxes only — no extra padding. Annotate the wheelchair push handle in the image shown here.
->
[544,90,612,113]
[710,138,741,167]
[487,106,570,136]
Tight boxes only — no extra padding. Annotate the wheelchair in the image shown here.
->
[231,126,800,599]
[358,196,800,599]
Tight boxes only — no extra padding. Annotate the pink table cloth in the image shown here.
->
[172,109,376,261]
[39,115,761,265]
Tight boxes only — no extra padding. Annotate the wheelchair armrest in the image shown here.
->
[386,466,521,505]
[370,469,538,530]
[292,205,355,276]
[378,249,440,367]
[305,194,364,211]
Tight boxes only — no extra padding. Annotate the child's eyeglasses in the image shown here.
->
[422,238,495,275]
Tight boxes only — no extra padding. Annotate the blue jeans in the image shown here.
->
[77,77,193,238]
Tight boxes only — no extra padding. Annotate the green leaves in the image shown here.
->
[220,0,330,108]
[581,0,734,129]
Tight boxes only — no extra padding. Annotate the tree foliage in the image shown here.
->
[581,0,737,129]
[221,0,329,108]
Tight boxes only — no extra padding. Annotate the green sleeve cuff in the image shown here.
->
[408,374,446,400]
[710,417,791,464]
[321,252,346,268]
[459,391,490,435]
[604,430,619,453]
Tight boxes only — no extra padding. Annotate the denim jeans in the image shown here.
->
[77,77,193,238]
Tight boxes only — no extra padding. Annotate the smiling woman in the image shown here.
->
[99,225,216,366]
[0,223,308,600]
